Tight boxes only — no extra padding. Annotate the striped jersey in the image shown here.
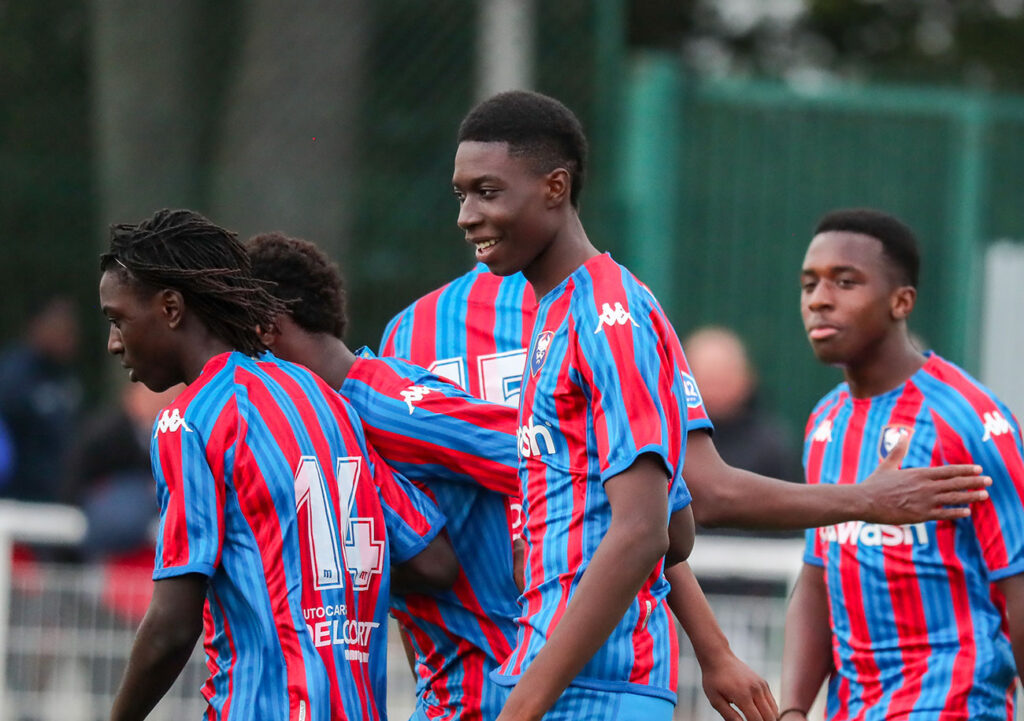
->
[151,351,443,721]
[341,349,521,721]
[494,253,707,703]
[803,352,1024,721]
[380,264,536,409]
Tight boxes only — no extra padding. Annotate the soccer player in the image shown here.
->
[448,89,712,721]
[247,232,523,721]
[99,209,449,721]
[380,261,783,721]
[779,208,1024,721]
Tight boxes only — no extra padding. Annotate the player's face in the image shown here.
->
[99,269,183,392]
[453,141,557,277]
[800,231,904,367]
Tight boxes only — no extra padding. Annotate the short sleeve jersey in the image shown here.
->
[151,352,443,721]
[341,350,521,720]
[493,253,707,702]
[802,352,1024,721]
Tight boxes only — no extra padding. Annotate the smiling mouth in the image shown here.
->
[474,238,499,251]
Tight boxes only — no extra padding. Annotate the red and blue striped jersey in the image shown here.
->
[341,349,521,721]
[494,253,708,703]
[150,351,443,721]
[803,352,1024,721]
[380,264,536,409]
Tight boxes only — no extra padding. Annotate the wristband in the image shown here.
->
[778,709,807,720]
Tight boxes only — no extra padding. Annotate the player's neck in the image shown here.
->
[843,333,926,399]
[524,213,598,301]
[308,334,357,390]
[180,326,235,386]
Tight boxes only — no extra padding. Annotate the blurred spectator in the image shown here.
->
[0,294,83,503]
[685,325,803,486]
[63,381,182,559]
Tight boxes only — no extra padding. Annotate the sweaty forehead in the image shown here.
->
[803,230,888,274]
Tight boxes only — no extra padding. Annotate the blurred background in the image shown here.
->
[3,0,1024,719]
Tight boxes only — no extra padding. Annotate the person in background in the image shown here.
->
[63,381,182,559]
[0,294,83,503]
[684,326,802,487]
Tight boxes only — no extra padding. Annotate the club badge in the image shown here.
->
[530,331,554,376]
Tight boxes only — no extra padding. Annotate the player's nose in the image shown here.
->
[457,197,482,230]
[107,325,124,355]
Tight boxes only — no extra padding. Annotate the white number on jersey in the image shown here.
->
[294,456,384,591]
[478,349,528,408]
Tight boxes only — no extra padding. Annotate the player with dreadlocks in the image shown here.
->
[100,209,452,721]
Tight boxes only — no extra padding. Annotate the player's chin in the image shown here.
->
[809,340,847,366]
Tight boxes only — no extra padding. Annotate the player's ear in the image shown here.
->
[258,320,281,348]
[544,168,571,209]
[159,289,185,329]
[890,285,916,321]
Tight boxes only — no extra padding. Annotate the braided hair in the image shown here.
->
[100,209,285,356]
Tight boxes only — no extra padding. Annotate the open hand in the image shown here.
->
[700,651,778,721]
[859,435,990,524]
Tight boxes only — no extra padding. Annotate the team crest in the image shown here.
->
[681,372,703,409]
[879,425,913,460]
[530,331,554,376]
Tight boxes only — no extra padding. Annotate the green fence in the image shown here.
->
[620,54,1024,436]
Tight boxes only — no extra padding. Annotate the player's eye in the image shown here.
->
[479,188,499,199]
[800,279,817,292]
[453,189,465,203]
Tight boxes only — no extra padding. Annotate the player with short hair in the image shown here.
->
[779,208,1024,721]
[246,231,523,721]
[450,89,706,721]
[99,209,448,721]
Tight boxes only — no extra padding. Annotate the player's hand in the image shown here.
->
[700,651,777,721]
[860,435,990,524]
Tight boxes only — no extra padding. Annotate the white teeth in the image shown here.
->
[476,239,498,250]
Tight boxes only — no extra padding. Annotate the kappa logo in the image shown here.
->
[530,331,554,377]
[812,419,833,443]
[399,385,431,414]
[681,372,703,409]
[982,410,1015,441]
[154,408,193,437]
[594,302,638,334]
[879,425,912,460]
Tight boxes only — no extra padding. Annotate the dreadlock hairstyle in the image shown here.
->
[99,209,286,356]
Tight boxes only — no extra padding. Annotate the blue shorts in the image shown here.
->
[491,684,675,721]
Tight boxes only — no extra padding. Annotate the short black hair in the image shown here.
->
[814,208,920,288]
[100,208,285,357]
[458,90,588,208]
[246,232,347,339]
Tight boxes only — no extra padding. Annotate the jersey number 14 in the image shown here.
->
[294,456,384,591]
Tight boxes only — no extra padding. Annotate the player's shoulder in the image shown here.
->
[914,353,1018,432]
[805,382,849,436]
[567,254,660,319]
[351,350,469,396]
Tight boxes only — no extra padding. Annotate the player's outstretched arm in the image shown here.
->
[779,564,833,721]
[109,574,206,721]
[495,454,670,721]
[664,563,777,721]
[685,431,989,530]
[996,574,1024,681]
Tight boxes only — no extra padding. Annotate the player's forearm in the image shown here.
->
[780,565,833,715]
[664,562,729,663]
[496,520,668,721]
[110,609,201,721]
